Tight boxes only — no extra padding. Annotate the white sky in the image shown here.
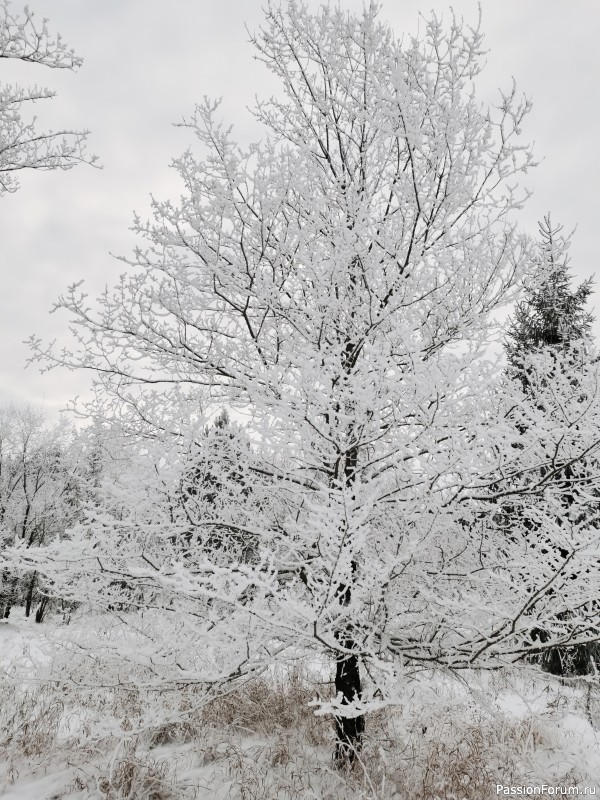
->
[0,0,599,417]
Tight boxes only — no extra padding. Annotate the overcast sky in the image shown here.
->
[1,0,599,417]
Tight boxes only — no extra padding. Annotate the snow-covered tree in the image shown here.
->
[0,1,94,196]
[505,217,599,676]
[28,3,600,764]
[507,217,593,363]
[0,404,82,621]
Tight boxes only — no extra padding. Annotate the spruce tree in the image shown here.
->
[508,216,593,357]
[506,216,598,676]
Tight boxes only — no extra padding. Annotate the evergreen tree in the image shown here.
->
[506,216,598,676]
[180,410,258,565]
[508,216,593,358]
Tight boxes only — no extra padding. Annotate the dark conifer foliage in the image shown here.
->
[506,216,599,676]
[507,216,593,363]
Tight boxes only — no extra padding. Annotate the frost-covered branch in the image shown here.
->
[0,2,96,195]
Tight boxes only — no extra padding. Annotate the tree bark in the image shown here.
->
[24,571,37,617]
[333,441,365,767]
[334,632,365,766]
[35,596,49,624]
[0,571,18,619]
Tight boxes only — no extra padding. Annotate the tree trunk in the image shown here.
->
[0,571,18,619]
[332,444,365,767]
[24,571,37,617]
[334,635,365,766]
[333,594,365,766]
[35,596,49,624]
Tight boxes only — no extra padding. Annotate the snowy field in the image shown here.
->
[2,609,600,799]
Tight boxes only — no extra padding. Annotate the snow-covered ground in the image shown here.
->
[2,609,600,799]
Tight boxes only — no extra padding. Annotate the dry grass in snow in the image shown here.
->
[1,615,600,799]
